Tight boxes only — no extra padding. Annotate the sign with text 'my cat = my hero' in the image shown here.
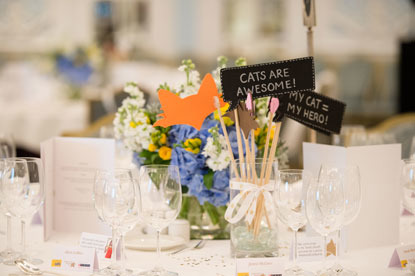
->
[220,57,315,111]
[274,91,346,135]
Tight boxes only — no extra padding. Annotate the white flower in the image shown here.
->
[178,65,186,72]
[202,131,231,171]
[114,96,154,153]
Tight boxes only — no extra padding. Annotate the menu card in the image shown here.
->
[41,137,114,240]
[303,143,401,250]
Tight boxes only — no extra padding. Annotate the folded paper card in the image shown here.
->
[389,244,415,268]
[303,143,402,250]
[41,137,114,240]
[236,257,285,276]
[51,245,96,273]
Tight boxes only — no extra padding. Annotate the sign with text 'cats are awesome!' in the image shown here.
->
[275,91,346,135]
[220,57,315,111]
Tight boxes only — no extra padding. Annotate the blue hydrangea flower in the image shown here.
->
[170,146,205,186]
[168,125,198,145]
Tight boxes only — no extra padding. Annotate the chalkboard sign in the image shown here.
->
[274,91,346,135]
[220,57,315,111]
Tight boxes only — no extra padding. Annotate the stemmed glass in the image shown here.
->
[138,165,182,276]
[319,165,361,276]
[0,133,16,158]
[0,158,44,265]
[401,159,415,240]
[306,169,345,276]
[94,168,139,275]
[274,169,314,276]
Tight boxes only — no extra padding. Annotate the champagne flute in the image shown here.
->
[101,169,137,275]
[306,170,345,276]
[138,165,182,276]
[274,169,314,276]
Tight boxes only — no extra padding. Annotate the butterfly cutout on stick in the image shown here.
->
[154,73,226,130]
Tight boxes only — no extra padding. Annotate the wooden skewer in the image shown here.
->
[250,129,258,185]
[214,97,240,180]
[259,114,274,185]
[264,122,281,184]
[243,134,252,182]
[234,109,246,181]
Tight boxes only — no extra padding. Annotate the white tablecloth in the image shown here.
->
[0,227,413,276]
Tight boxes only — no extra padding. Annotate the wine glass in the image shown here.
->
[0,158,21,264]
[274,169,314,276]
[401,159,415,242]
[138,165,182,276]
[319,165,361,276]
[306,170,345,276]
[409,136,415,160]
[1,158,44,265]
[99,169,138,275]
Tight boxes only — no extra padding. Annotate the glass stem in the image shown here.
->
[156,230,161,261]
[293,230,298,266]
[323,235,327,271]
[120,234,126,271]
[111,227,117,267]
[6,214,12,251]
[336,229,341,264]
[21,220,26,256]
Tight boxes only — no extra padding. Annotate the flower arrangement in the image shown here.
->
[114,57,288,238]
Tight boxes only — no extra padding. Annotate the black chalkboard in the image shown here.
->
[220,57,315,111]
[274,91,346,135]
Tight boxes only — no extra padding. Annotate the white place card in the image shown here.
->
[51,245,96,273]
[41,137,114,240]
[296,236,324,262]
[389,244,415,268]
[235,257,285,276]
[303,143,402,250]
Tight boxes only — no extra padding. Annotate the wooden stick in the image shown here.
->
[264,122,281,184]
[234,109,246,181]
[259,114,273,185]
[214,98,240,180]
[250,129,258,185]
[243,134,252,182]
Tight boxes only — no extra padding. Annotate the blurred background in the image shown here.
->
[0,0,414,167]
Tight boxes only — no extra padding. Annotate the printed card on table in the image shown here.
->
[41,137,114,240]
[236,257,285,276]
[389,244,415,268]
[303,143,402,250]
[51,245,96,273]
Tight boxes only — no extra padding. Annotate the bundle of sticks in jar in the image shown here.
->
[214,92,282,236]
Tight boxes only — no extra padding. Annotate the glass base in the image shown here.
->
[0,249,20,266]
[285,265,315,276]
[92,264,133,276]
[326,264,358,276]
[137,266,178,276]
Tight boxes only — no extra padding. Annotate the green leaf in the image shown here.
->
[203,170,214,190]
[139,150,153,158]
[203,202,220,225]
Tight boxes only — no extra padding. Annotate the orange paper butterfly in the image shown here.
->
[153,73,226,130]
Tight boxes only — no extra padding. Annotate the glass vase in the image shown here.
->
[229,159,280,258]
[180,195,229,240]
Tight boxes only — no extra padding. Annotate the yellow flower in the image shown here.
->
[184,139,191,148]
[159,133,167,145]
[146,116,151,124]
[185,147,193,153]
[254,127,261,137]
[130,121,137,128]
[192,148,200,154]
[158,146,172,160]
[214,104,234,126]
[148,144,157,152]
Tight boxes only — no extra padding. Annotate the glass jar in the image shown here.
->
[228,158,280,258]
